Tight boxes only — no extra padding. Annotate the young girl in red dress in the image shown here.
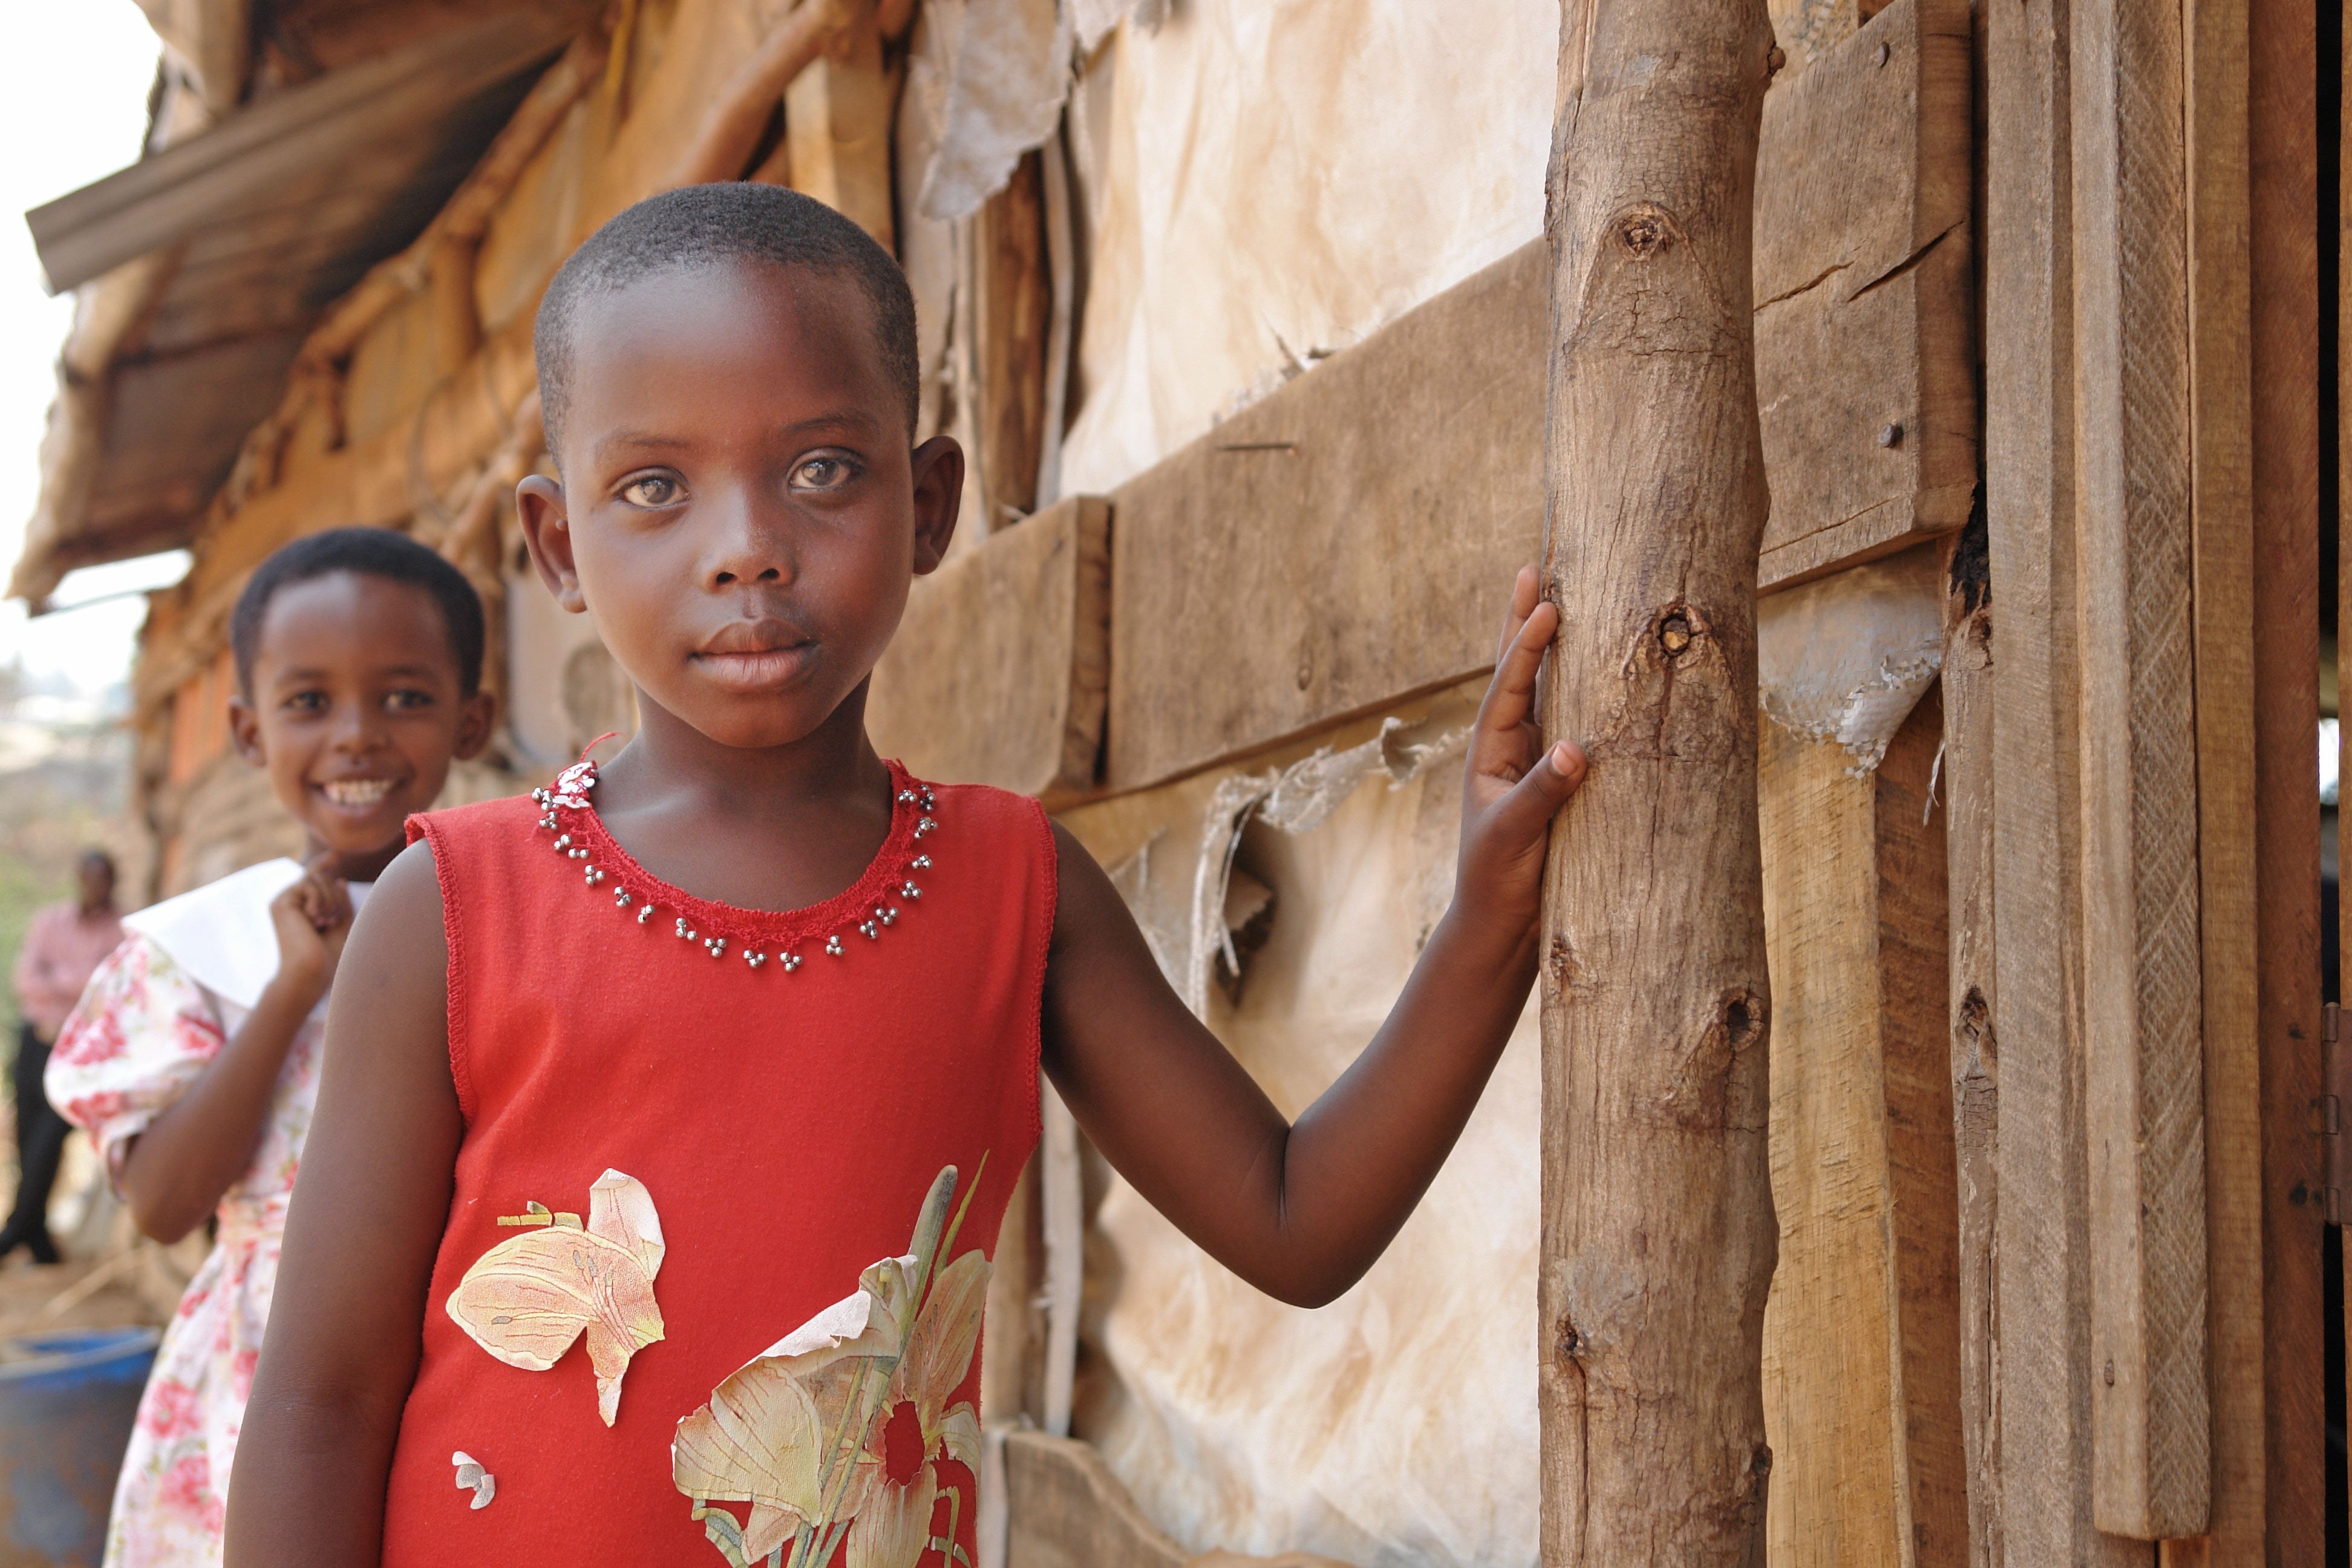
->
[225,184,1587,1568]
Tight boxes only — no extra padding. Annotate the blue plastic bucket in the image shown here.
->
[0,1329,160,1566]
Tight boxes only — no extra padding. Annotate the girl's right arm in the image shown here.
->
[223,841,462,1568]
[118,863,351,1243]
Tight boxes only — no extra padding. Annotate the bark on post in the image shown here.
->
[1537,3,1780,1563]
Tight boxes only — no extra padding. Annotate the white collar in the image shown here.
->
[122,858,373,1011]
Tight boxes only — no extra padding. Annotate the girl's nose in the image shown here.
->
[707,491,797,587]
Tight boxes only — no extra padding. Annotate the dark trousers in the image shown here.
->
[4,1022,70,1261]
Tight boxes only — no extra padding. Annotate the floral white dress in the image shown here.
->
[47,860,364,1568]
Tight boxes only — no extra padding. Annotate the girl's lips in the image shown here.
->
[315,777,402,810]
[690,644,817,691]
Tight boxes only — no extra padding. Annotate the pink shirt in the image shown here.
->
[12,901,126,1035]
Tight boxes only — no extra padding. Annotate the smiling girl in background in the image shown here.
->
[47,529,492,1568]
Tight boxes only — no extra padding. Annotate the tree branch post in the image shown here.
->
[1537,3,1780,1564]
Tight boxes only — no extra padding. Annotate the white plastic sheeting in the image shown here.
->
[1055,0,1559,495]
[1756,545,1947,771]
[1063,694,1540,1568]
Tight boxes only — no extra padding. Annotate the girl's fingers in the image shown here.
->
[1493,565,1541,664]
[1489,740,1589,838]
[1474,598,1559,757]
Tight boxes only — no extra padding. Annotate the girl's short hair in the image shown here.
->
[230,528,486,696]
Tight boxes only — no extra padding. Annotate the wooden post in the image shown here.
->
[1984,0,2147,1560]
[1536,2,1778,1562]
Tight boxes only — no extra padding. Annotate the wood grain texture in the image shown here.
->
[864,495,1108,802]
[973,154,1051,529]
[2167,0,2265,1555]
[1760,693,1965,1568]
[2071,0,2210,1535]
[1985,0,2151,1558]
[1536,2,1780,1562]
[1103,243,1548,794]
[2246,0,2327,1554]
[1940,533,2002,1568]
[1754,0,1978,587]
[785,6,899,247]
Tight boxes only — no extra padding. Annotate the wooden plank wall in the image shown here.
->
[1760,691,1964,1568]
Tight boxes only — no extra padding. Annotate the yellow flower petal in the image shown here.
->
[673,1357,827,1521]
[845,1469,937,1568]
[587,1169,665,1279]
[446,1176,666,1425]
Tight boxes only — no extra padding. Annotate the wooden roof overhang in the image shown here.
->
[10,2,593,605]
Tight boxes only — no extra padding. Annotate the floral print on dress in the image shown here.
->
[47,935,327,1568]
[445,1170,667,1425]
[673,1162,990,1568]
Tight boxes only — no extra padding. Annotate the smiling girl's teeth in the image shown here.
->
[322,779,394,807]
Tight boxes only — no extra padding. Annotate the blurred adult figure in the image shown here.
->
[5,849,123,1262]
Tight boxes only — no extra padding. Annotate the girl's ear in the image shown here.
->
[227,693,266,769]
[451,688,498,763]
[907,436,965,575]
[517,475,586,613]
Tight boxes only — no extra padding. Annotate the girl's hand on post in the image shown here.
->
[266,858,353,1011]
[1452,564,1587,945]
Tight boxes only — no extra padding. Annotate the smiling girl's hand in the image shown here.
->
[266,857,354,1011]
[1451,566,1587,944]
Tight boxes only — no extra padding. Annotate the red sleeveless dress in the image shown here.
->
[379,759,1051,1567]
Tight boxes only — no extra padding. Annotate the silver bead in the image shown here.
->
[637,904,655,924]
[825,935,844,956]
[897,789,917,804]
[911,855,932,871]
[540,815,558,831]
[705,937,726,958]
[859,921,879,939]
[745,950,765,968]
[783,953,802,972]
[901,882,921,900]
[613,887,632,907]
[915,817,936,836]
[880,907,898,926]
[584,867,604,886]
[676,917,697,941]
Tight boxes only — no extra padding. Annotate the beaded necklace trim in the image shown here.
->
[531,758,938,973]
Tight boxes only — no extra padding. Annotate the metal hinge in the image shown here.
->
[2322,1002,2347,1225]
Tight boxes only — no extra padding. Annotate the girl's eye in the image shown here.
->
[788,454,855,492]
[385,689,435,712]
[281,691,327,713]
[619,475,679,508]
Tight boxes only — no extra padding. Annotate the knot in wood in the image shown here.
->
[1553,1314,1585,1367]
[1615,209,1669,260]
[1765,44,1786,76]
[1659,613,1694,656]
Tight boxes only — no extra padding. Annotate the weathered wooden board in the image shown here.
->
[2172,0,2265,1555]
[1754,0,1976,588]
[1760,696,1965,1568]
[1103,242,1547,792]
[2071,0,2210,1535]
[1104,1,1971,792]
[1984,0,2146,1557]
[865,496,1108,801]
[1938,531,2001,1568]
[2247,0,2326,1553]
[786,8,898,247]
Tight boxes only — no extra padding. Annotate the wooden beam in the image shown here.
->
[2170,0,2265,1555]
[26,3,592,293]
[1760,692,1965,1568]
[1536,2,1778,1562]
[972,153,1051,528]
[1939,528,2002,1568]
[785,5,898,247]
[2247,0,2327,1552]
[2071,0,2209,1534]
[1001,1433,1351,1568]
[1753,0,1977,589]
[864,496,1108,802]
[1984,0,2148,1557]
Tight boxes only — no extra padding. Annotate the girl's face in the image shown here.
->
[229,571,495,877]
[518,259,962,753]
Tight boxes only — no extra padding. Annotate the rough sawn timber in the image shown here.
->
[865,496,1109,803]
[1752,0,1976,589]
[1759,693,1965,1568]
[1535,1,1779,1563]
[2070,0,2210,1534]
[1001,1433,1350,1568]
[1983,0,2146,1558]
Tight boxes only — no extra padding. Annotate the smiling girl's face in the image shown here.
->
[229,570,495,879]
[517,258,962,753]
